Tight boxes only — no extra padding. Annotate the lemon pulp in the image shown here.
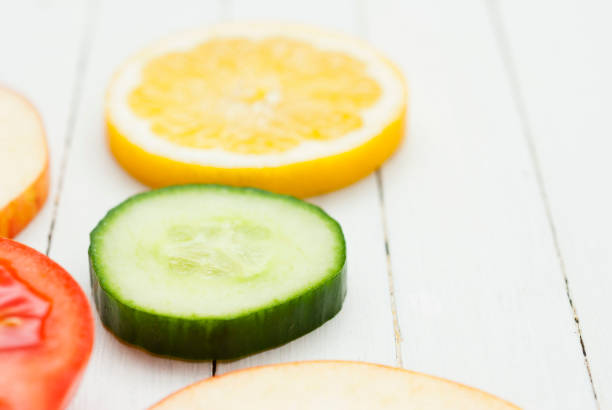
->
[128,37,382,154]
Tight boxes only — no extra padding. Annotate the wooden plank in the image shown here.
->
[45,1,222,408]
[216,0,398,374]
[496,0,612,407]
[0,0,87,252]
[364,0,596,408]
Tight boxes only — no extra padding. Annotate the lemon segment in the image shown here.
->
[129,37,382,154]
[107,23,407,196]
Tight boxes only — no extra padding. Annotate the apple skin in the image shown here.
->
[150,361,519,410]
[0,159,49,238]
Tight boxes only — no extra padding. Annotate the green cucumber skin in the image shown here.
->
[90,257,346,360]
[89,184,347,360]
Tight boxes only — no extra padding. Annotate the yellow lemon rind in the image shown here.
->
[107,104,405,198]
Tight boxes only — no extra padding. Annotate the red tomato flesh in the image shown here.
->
[0,238,94,410]
[0,263,50,349]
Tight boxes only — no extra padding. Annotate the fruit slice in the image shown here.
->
[0,238,94,410]
[0,87,49,238]
[106,23,407,197]
[151,361,519,409]
[89,184,346,359]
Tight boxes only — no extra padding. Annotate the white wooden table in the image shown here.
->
[2,0,611,408]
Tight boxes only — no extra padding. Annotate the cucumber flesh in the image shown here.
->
[89,185,346,359]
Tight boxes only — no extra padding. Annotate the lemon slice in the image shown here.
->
[107,23,407,196]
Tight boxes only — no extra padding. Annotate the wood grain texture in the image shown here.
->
[216,0,398,375]
[0,0,87,252]
[497,0,612,407]
[364,0,596,408]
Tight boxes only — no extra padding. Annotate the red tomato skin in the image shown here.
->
[0,239,94,410]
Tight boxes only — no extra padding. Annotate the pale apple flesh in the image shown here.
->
[0,87,49,238]
[151,361,519,410]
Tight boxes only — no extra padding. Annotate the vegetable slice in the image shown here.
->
[0,86,49,238]
[151,361,519,409]
[0,238,94,410]
[89,185,346,359]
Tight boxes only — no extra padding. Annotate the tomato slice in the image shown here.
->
[0,263,50,349]
[0,238,93,410]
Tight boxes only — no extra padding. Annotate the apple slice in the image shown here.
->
[0,86,49,238]
[151,361,519,410]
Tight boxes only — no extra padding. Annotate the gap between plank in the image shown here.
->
[375,170,404,368]
[355,0,404,368]
[45,0,99,256]
[484,0,599,406]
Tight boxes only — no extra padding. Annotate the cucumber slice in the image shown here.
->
[89,185,346,360]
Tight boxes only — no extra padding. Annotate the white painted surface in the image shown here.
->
[3,0,607,408]
[498,0,612,407]
[363,1,597,408]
